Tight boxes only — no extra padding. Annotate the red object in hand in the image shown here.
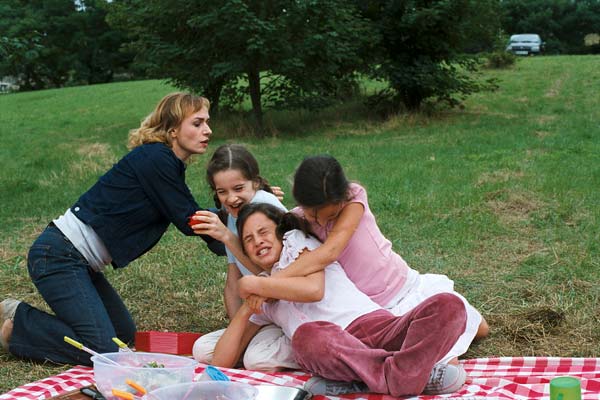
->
[135,331,202,355]
[188,215,197,228]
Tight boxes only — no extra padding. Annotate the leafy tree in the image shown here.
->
[460,0,505,53]
[0,33,45,89]
[71,0,135,84]
[356,0,500,110]
[107,0,375,132]
[0,0,79,89]
[0,0,134,90]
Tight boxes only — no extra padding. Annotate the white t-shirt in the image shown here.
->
[53,208,112,271]
[250,230,380,338]
[226,190,287,276]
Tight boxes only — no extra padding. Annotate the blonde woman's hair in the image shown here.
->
[127,92,210,149]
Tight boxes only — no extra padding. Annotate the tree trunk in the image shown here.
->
[205,77,224,117]
[247,68,264,135]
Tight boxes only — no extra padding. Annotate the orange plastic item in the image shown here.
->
[134,331,202,355]
[112,388,138,400]
[125,379,147,395]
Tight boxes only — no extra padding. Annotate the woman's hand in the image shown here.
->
[189,210,233,243]
[271,186,285,202]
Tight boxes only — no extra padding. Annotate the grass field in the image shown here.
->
[1,55,599,394]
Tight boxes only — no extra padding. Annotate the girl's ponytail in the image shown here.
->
[256,175,273,194]
[277,212,314,240]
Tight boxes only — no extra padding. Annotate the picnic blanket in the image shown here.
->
[2,357,600,400]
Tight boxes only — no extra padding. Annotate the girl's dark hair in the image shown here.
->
[236,203,314,254]
[207,144,272,208]
[292,155,351,208]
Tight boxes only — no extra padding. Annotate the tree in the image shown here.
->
[71,0,135,84]
[107,0,375,132]
[0,33,45,90]
[460,0,505,54]
[356,0,501,110]
[0,0,79,89]
[0,0,134,90]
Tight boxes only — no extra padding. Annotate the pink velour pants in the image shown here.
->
[291,293,467,397]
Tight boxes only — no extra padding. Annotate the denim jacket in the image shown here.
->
[70,143,223,268]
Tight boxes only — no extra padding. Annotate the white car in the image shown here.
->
[506,34,544,55]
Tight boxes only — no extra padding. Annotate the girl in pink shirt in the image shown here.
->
[279,155,488,365]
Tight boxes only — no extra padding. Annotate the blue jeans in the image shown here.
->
[9,224,136,365]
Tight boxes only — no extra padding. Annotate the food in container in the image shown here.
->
[92,352,197,400]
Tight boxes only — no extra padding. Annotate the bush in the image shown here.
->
[357,0,501,110]
[485,51,517,69]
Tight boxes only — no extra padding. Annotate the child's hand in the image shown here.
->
[238,275,262,299]
[271,186,285,202]
[189,210,230,242]
[245,294,266,314]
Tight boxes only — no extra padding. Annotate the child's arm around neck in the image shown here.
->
[238,248,325,302]
[275,202,364,278]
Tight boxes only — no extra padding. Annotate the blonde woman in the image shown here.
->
[1,93,224,365]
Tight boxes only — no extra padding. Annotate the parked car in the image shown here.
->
[506,34,544,55]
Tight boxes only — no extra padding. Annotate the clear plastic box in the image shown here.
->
[91,352,197,399]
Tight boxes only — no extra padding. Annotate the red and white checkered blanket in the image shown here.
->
[2,357,600,400]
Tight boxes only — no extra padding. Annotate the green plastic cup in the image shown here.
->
[550,377,581,400]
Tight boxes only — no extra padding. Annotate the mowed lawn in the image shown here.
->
[0,55,599,393]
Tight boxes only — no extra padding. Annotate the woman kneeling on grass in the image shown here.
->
[211,202,469,397]
[0,92,227,365]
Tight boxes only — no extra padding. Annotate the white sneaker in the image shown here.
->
[304,376,369,396]
[0,298,20,322]
[423,364,467,395]
[1,298,21,350]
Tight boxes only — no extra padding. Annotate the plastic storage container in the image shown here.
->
[91,352,197,400]
[145,381,258,400]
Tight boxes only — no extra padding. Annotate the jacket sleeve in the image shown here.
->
[134,145,225,256]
